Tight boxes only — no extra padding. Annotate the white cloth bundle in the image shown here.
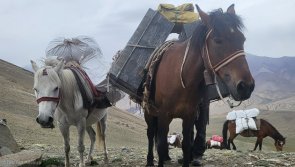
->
[210,140,221,147]
[235,117,257,134]
[226,108,260,120]
[46,36,102,64]
[168,135,177,144]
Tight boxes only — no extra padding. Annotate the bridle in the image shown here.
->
[203,29,245,108]
[36,68,61,106]
[203,29,245,73]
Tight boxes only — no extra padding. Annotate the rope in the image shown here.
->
[127,44,156,49]
[180,37,191,88]
[214,75,242,109]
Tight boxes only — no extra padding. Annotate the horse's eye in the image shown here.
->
[54,87,59,92]
[213,38,223,44]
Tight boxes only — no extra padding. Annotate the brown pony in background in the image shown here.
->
[144,4,255,167]
[223,119,286,151]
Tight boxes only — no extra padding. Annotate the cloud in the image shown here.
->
[0,0,294,68]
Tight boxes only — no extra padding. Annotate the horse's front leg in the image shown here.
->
[58,123,70,167]
[182,117,194,167]
[77,118,86,167]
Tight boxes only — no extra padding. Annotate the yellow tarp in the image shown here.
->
[157,3,199,24]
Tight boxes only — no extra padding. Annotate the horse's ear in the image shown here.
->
[54,60,64,73]
[195,4,210,27]
[30,60,39,72]
[227,4,236,14]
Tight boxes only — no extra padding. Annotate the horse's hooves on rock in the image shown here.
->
[146,163,154,167]
[178,158,183,164]
[165,156,172,161]
[191,158,202,166]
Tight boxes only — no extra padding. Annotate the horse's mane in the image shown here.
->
[191,9,244,51]
[261,119,285,140]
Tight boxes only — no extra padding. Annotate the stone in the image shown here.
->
[0,150,42,167]
[0,119,20,155]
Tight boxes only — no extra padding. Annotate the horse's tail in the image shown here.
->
[96,113,107,151]
[222,120,229,148]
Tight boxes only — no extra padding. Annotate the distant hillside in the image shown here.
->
[246,54,295,111]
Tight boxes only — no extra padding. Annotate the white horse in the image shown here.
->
[31,60,109,167]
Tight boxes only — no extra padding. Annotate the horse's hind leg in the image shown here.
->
[253,138,259,151]
[58,123,70,167]
[96,114,108,163]
[77,118,86,167]
[229,133,238,150]
[157,116,171,167]
[258,138,263,151]
[86,126,96,163]
[144,113,157,166]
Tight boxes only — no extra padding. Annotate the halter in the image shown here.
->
[203,29,244,108]
[36,68,61,106]
[204,29,245,73]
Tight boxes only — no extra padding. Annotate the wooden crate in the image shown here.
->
[109,9,175,97]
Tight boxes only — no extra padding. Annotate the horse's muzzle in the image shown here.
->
[36,116,55,129]
[236,81,255,100]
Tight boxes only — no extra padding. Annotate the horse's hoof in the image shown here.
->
[146,162,154,167]
[85,156,93,165]
[104,157,109,164]
[191,157,202,166]
[164,155,171,161]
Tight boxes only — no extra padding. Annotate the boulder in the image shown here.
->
[0,150,42,167]
[0,119,20,156]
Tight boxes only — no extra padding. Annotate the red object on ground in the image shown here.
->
[211,135,223,143]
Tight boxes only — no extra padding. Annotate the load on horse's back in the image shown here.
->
[31,36,123,167]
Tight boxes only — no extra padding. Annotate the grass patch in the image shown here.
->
[40,157,64,167]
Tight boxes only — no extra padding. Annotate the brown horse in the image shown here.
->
[222,119,286,151]
[144,4,254,167]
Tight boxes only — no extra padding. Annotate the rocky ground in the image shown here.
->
[27,144,295,167]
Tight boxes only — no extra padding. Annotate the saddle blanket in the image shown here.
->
[235,117,257,134]
[226,108,260,120]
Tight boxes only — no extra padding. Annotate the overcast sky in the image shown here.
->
[1,0,295,69]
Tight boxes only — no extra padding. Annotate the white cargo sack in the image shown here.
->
[210,140,221,147]
[226,108,260,120]
[235,117,257,134]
